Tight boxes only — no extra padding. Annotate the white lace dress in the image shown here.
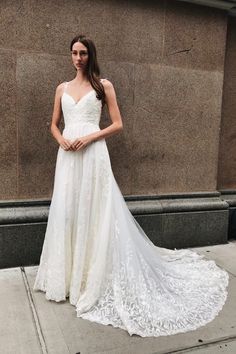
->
[33,80,229,337]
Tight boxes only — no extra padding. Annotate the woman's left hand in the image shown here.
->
[71,135,93,151]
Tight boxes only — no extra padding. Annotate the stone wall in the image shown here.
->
[0,0,229,200]
[218,17,236,190]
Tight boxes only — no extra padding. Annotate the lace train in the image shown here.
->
[76,176,229,337]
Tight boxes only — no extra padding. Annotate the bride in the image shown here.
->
[33,34,229,338]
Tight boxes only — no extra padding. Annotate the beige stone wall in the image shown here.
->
[217,18,236,190]
[0,0,228,200]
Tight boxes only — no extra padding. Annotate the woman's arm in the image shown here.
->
[50,83,73,150]
[71,79,123,151]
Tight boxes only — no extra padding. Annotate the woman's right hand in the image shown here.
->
[58,137,73,151]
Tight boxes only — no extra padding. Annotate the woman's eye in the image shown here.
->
[71,51,87,55]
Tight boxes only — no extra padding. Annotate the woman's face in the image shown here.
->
[71,41,89,72]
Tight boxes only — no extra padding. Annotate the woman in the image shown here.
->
[33,34,229,337]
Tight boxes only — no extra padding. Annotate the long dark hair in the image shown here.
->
[70,34,106,107]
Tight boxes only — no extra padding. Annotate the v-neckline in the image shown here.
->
[63,89,95,105]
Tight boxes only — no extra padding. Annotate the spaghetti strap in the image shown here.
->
[63,81,68,93]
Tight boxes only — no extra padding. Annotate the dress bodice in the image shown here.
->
[61,81,102,127]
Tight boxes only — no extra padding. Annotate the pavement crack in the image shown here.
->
[152,334,236,354]
[20,267,48,354]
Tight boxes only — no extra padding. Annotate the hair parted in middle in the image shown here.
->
[70,34,106,107]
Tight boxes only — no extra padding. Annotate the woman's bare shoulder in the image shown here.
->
[53,82,67,97]
[100,78,114,90]
[56,81,67,91]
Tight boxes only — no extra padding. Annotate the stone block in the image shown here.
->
[131,63,223,194]
[217,18,236,189]
[0,49,17,199]
[0,223,46,268]
[163,1,227,71]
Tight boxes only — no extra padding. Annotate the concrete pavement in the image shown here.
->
[0,240,235,354]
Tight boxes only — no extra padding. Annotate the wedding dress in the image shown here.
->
[33,79,229,337]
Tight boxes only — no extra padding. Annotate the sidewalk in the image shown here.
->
[0,241,235,354]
